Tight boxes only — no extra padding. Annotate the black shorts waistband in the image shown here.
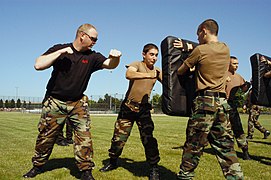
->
[196,90,226,98]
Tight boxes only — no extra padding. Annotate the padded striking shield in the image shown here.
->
[161,36,198,116]
[250,53,271,107]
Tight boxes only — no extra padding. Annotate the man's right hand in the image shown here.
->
[173,38,194,51]
[173,38,183,49]
[61,47,73,54]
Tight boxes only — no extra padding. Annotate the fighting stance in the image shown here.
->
[244,89,270,139]
[175,19,243,179]
[99,43,162,180]
[225,56,251,160]
[23,24,121,180]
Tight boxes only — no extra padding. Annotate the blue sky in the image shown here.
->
[0,0,270,99]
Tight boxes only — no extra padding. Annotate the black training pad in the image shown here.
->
[161,36,198,116]
[250,53,271,107]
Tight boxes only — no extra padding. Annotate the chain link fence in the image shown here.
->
[0,94,163,114]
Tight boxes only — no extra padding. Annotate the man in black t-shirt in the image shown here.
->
[23,24,121,180]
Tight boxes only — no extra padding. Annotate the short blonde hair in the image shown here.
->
[76,24,96,38]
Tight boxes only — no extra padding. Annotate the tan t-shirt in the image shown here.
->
[225,71,245,99]
[125,61,161,103]
[184,41,230,93]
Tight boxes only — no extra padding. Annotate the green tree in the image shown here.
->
[97,97,104,103]
[88,99,96,107]
[152,93,162,106]
[234,88,246,107]
[16,99,22,108]
[23,101,27,109]
[5,100,10,108]
[10,99,15,108]
[0,99,3,108]
[104,94,110,104]
[28,101,32,109]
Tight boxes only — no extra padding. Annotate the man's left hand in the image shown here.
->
[109,49,122,58]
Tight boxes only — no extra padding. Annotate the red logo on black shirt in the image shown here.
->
[82,59,88,64]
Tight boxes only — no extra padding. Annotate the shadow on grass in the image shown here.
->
[174,145,271,166]
[249,140,271,146]
[42,158,81,179]
[248,154,271,165]
[172,145,217,156]
[101,158,177,180]
[235,151,271,165]
[172,145,216,155]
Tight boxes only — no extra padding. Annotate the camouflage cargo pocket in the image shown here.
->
[125,102,140,112]
[194,96,217,112]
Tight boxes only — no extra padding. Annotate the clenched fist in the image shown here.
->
[109,49,122,58]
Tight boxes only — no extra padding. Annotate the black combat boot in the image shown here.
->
[149,164,160,180]
[23,166,42,178]
[242,147,251,160]
[263,130,270,139]
[99,158,118,172]
[81,169,95,180]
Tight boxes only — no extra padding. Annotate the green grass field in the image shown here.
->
[0,111,270,180]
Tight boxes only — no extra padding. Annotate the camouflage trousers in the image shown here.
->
[108,101,160,165]
[32,95,94,171]
[247,105,266,136]
[57,118,73,142]
[228,103,248,149]
[178,95,243,180]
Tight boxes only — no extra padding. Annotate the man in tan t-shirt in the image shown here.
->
[99,43,162,180]
[174,19,243,180]
[244,88,270,139]
[226,56,251,160]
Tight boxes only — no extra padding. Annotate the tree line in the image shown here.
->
[0,93,163,112]
[0,99,33,109]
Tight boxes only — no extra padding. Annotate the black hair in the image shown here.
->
[143,43,159,54]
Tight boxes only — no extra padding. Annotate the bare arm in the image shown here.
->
[157,70,162,83]
[177,63,190,75]
[102,49,122,69]
[126,66,157,80]
[174,38,195,75]
[34,47,73,70]
[264,71,271,78]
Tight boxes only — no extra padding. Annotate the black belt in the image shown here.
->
[125,99,141,106]
[196,90,226,98]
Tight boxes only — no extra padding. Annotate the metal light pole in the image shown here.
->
[110,96,112,110]
[151,89,155,106]
[15,87,19,100]
[114,93,118,112]
[90,95,92,108]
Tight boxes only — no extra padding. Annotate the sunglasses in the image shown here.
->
[81,31,98,42]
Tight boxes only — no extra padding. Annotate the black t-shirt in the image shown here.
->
[44,43,107,101]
